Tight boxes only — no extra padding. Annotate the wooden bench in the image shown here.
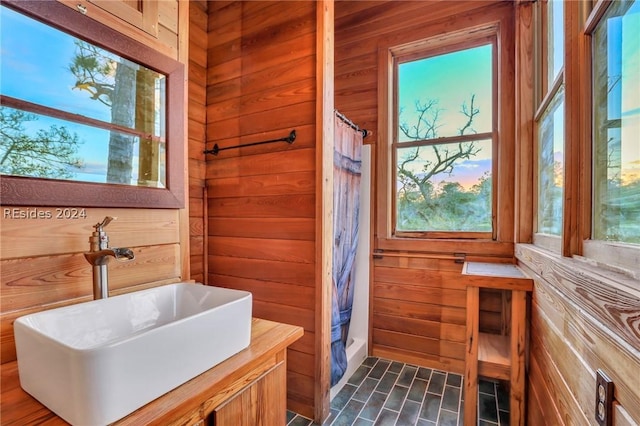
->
[461,262,533,426]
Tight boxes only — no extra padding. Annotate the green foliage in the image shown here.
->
[596,178,640,244]
[0,107,83,179]
[69,41,116,107]
[396,94,492,233]
[398,172,492,232]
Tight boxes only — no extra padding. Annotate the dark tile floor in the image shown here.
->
[287,357,510,426]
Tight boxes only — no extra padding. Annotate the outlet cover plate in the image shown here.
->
[595,369,613,426]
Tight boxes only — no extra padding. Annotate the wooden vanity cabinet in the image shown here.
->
[210,361,286,426]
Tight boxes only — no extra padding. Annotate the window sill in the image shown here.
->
[376,236,513,258]
[515,243,639,295]
[532,232,561,253]
[581,240,640,280]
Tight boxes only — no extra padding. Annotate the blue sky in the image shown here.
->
[1,6,113,181]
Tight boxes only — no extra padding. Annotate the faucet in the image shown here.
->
[84,216,135,299]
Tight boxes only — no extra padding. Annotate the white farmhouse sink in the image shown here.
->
[14,283,252,426]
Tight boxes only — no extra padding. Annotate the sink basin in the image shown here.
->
[14,283,252,426]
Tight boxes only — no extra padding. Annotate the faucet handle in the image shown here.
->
[94,216,116,232]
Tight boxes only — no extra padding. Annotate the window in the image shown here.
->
[1,5,166,187]
[536,0,565,242]
[0,0,184,208]
[393,41,495,238]
[591,0,640,245]
[537,86,565,235]
[376,11,514,251]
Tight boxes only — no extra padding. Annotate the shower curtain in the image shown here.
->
[331,116,363,386]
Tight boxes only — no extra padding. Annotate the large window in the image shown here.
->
[536,0,565,241]
[393,42,495,238]
[0,0,184,208]
[0,5,166,187]
[592,0,640,245]
[530,0,639,273]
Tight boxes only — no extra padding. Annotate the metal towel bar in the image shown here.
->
[204,129,296,156]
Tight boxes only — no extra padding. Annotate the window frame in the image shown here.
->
[533,0,566,252]
[531,0,639,276]
[376,10,516,256]
[391,38,497,240]
[581,0,640,275]
[0,0,185,209]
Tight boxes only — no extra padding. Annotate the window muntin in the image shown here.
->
[0,5,167,187]
[394,43,494,235]
[592,0,640,245]
[537,87,565,235]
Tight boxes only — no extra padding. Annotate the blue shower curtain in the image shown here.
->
[331,116,363,386]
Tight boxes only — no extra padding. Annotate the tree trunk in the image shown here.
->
[107,60,137,184]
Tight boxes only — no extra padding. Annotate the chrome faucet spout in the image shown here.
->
[84,217,134,299]
[84,248,135,266]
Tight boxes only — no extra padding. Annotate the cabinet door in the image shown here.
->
[211,362,286,426]
[88,0,158,36]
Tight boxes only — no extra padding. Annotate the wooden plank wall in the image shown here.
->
[205,1,318,418]
[335,1,515,374]
[189,0,208,283]
[0,2,187,365]
[517,245,640,425]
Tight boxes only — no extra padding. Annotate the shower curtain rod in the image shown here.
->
[335,110,369,139]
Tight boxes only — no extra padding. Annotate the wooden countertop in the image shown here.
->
[1,318,303,425]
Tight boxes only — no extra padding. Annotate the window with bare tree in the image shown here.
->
[393,43,495,236]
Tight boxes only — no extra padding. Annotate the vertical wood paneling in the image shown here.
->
[515,1,535,244]
[315,1,334,421]
[206,1,319,419]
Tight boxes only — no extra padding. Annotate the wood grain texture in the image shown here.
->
[517,244,640,424]
[212,362,286,426]
[0,208,179,259]
[206,1,319,419]
[515,1,535,244]
[464,286,479,426]
[371,257,508,370]
[57,0,177,59]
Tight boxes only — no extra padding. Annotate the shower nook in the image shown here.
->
[330,111,370,398]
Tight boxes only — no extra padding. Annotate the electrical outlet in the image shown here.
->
[595,369,613,426]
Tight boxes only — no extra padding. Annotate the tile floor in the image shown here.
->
[286,357,510,426]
